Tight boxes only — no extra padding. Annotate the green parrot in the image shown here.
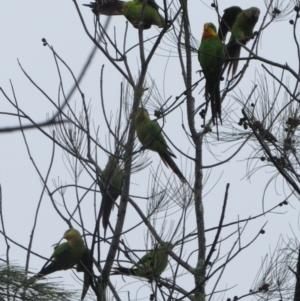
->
[99,156,124,237]
[112,242,173,280]
[134,108,186,183]
[198,23,225,125]
[33,228,86,279]
[84,0,165,29]
[218,6,260,76]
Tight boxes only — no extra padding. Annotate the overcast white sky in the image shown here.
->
[1,0,299,300]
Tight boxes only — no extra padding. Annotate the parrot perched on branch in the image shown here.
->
[218,6,260,76]
[134,107,186,183]
[198,23,225,125]
[84,0,165,29]
[112,242,173,280]
[99,156,124,237]
[32,228,86,279]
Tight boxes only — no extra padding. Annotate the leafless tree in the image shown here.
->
[1,0,300,300]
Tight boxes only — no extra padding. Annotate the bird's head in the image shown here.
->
[135,107,149,121]
[63,228,81,241]
[108,155,118,165]
[247,7,260,22]
[106,155,123,174]
[202,23,217,39]
[160,241,174,251]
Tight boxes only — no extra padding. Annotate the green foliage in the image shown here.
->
[0,264,77,301]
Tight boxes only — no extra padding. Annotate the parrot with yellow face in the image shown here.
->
[32,228,86,279]
[199,23,225,124]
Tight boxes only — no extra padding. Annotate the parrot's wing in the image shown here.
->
[218,6,242,41]
[149,121,176,158]
[149,120,186,182]
[51,242,71,259]
[136,250,153,266]
[99,157,123,236]
[99,192,116,236]
[33,243,71,278]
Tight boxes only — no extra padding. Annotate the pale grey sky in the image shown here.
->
[0,0,299,300]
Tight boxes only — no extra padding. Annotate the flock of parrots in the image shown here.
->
[84,0,260,124]
[30,0,260,292]
[32,229,173,285]
[199,7,260,124]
